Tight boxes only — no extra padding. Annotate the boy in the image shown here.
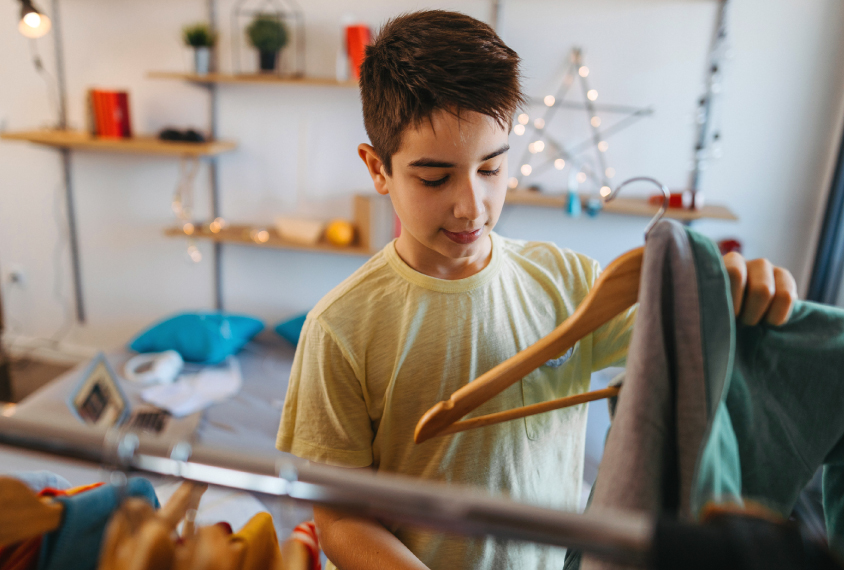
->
[277,10,797,570]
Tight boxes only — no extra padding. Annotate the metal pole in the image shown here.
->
[490,0,501,32]
[208,0,223,311]
[51,0,85,323]
[0,415,654,566]
[60,149,84,322]
[0,265,11,401]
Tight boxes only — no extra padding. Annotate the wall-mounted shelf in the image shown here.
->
[164,194,392,258]
[0,130,237,157]
[504,190,738,222]
[164,224,374,256]
[148,72,358,88]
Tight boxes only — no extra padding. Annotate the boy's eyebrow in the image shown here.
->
[407,144,511,168]
[481,144,510,161]
[408,158,455,168]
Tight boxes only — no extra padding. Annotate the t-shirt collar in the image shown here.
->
[385,232,503,293]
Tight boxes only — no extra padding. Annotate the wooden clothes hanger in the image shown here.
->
[0,477,64,547]
[414,177,670,444]
[98,498,165,570]
[175,524,245,570]
[99,480,208,570]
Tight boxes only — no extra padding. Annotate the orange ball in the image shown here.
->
[325,220,356,247]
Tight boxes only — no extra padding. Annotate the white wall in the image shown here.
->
[2,0,844,354]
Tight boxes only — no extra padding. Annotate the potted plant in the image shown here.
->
[246,14,288,73]
[183,23,216,75]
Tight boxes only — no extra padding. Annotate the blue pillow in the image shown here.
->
[274,313,307,346]
[129,312,264,364]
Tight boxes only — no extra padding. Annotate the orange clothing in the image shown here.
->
[39,482,104,498]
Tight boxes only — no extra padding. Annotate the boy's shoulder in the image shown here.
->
[496,233,600,287]
[497,232,585,259]
[309,245,396,321]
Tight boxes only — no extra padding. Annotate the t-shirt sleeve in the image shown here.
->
[592,305,637,371]
[585,257,638,371]
[276,316,374,468]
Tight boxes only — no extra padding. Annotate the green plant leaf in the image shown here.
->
[183,23,216,47]
[246,14,289,53]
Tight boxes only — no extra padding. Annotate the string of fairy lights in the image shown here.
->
[689,0,730,200]
[173,157,273,263]
[171,28,730,261]
[173,47,654,261]
[509,47,653,198]
[171,157,204,263]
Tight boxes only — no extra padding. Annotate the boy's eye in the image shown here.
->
[479,167,501,177]
[420,176,449,187]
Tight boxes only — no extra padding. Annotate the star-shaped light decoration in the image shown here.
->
[510,47,653,198]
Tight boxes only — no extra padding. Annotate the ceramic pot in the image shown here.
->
[259,50,278,72]
[194,47,211,76]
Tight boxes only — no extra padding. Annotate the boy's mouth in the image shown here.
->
[442,228,482,244]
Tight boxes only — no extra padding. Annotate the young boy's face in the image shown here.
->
[359,109,509,279]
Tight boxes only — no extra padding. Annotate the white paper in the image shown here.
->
[141,357,242,417]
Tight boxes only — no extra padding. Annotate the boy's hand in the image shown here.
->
[723,252,798,326]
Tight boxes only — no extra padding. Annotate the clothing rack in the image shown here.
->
[0,415,651,566]
[2,416,839,570]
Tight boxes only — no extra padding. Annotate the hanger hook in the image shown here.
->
[604,176,670,240]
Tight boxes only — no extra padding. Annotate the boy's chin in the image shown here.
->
[434,231,490,258]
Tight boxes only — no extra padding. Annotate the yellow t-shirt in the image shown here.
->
[277,232,635,570]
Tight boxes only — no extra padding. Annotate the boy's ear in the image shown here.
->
[358,144,390,196]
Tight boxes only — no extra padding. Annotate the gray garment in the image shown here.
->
[577,220,844,569]
[581,220,712,570]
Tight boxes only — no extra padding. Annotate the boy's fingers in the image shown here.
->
[764,267,798,326]
[723,251,747,317]
[740,258,776,326]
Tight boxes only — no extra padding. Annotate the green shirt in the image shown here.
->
[690,228,844,557]
[570,222,844,570]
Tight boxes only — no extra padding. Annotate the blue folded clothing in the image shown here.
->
[274,313,308,347]
[38,477,159,570]
[129,312,264,364]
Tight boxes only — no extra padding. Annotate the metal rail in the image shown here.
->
[0,415,653,566]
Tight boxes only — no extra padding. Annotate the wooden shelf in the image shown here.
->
[1,130,237,157]
[164,223,375,256]
[505,190,738,222]
[148,71,358,88]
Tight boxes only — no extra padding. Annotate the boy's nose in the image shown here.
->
[453,180,485,222]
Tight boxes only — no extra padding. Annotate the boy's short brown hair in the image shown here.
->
[360,10,524,175]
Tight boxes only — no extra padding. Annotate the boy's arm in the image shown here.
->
[279,319,428,568]
[277,317,373,466]
[314,500,430,570]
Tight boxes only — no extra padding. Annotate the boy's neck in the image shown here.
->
[394,232,493,280]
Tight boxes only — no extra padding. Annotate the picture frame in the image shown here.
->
[68,352,130,427]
